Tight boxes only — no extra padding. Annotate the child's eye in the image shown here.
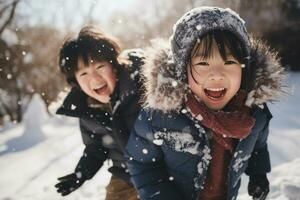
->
[195,62,209,66]
[97,65,105,69]
[80,72,87,77]
[224,60,237,65]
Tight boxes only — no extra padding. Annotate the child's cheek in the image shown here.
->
[187,74,205,99]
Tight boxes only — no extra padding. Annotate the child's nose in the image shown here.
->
[90,73,103,84]
[208,70,225,81]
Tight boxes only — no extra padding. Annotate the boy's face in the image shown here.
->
[75,58,117,103]
[188,40,242,110]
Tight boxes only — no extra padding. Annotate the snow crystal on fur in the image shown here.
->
[142,39,187,112]
[245,38,286,106]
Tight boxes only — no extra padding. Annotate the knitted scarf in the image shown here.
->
[185,90,255,153]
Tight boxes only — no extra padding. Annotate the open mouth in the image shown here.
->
[93,84,108,95]
[204,87,227,100]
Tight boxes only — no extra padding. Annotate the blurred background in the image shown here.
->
[0,0,300,123]
[0,0,299,200]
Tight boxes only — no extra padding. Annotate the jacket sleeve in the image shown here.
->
[122,48,145,88]
[245,104,272,176]
[75,119,109,180]
[125,110,184,200]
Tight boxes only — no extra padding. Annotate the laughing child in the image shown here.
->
[125,7,285,200]
[54,26,143,200]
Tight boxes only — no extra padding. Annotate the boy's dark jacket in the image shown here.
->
[125,39,285,200]
[56,49,144,183]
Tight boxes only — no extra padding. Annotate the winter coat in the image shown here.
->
[56,49,144,183]
[125,39,285,200]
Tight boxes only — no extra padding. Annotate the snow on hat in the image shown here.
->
[170,6,251,82]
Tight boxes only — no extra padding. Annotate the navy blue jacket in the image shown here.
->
[124,37,285,200]
[126,105,272,200]
[56,49,144,182]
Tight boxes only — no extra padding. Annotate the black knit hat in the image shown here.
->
[170,6,251,82]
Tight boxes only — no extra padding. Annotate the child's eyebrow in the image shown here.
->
[194,51,233,58]
[97,64,106,68]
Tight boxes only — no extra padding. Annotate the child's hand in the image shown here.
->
[248,174,269,200]
[55,173,85,196]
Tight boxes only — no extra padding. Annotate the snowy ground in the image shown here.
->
[0,73,299,200]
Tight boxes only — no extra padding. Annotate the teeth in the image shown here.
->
[205,88,225,91]
[93,84,106,90]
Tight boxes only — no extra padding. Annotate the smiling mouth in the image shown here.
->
[94,84,108,95]
[204,87,227,100]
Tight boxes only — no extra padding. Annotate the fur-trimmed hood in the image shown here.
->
[142,38,286,112]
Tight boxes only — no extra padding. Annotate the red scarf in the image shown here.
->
[186,90,255,200]
[185,90,255,153]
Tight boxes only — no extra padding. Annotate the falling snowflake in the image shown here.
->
[172,81,178,87]
[102,135,114,145]
[71,104,76,110]
[76,172,82,179]
[142,149,148,154]
[181,109,188,114]
[196,25,202,30]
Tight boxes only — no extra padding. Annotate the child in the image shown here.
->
[125,7,285,200]
[54,26,144,200]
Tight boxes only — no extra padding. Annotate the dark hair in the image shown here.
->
[59,26,122,87]
[190,30,253,92]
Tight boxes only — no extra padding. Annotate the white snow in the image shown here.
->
[154,131,201,155]
[238,72,300,200]
[0,96,111,200]
[232,154,251,172]
[153,138,164,146]
[0,73,299,199]
[23,94,48,129]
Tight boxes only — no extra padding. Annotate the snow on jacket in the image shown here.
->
[125,38,285,200]
[56,49,144,183]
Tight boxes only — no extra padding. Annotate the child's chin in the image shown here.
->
[203,100,226,111]
[96,96,110,104]
[208,105,224,111]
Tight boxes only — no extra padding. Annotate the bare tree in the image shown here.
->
[0,0,20,35]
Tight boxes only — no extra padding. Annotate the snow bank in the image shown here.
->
[0,94,48,155]
[238,158,300,200]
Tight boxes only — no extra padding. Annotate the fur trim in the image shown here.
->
[142,38,286,112]
[245,38,286,106]
[142,39,187,112]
